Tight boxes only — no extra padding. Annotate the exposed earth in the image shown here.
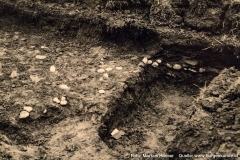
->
[0,0,240,159]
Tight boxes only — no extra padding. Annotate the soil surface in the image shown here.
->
[0,0,240,159]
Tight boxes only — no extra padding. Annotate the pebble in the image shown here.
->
[105,67,113,72]
[152,62,158,67]
[19,111,29,119]
[103,73,109,78]
[147,60,153,64]
[97,69,105,73]
[142,57,148,64]
[188,68,197,73]
[166,63,172,68]
[53,97,60,103]
[0,51,6,56]
[138,62,145,67]
[43,109,47,114]
[36,55,46,59]
[61,96,66,101]
[60,100,68,106]
[40,46,51,52]
[23,106,33,112]
[116,67,123,70]
[156,59,162,63]
[165,135,175,142]
[10,71,18,78]
[50,65,56,72]
[111,129,119,136]
[199,68,205,73]
[99,90,105,94]
[59,84,70,90]
[173,64,182,70]
[184,59,198,66]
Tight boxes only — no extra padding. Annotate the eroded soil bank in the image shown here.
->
[0,0,240,159]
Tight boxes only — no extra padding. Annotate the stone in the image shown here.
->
[183,59,198,66]
[142,57,148,64]
[111,129,119,136]
[173,64,182,70]
[0,51,6,56]
[30,75,42,83]
[105,67,113,72]
[60,100,68,106]
[53,97,60,103]
[112,130,125,139]
[36,55,46,59]
[165,135,175,142]
[40,46,51,52]
[166,63,172,68]
[61,96,66,101]
[50,65,56,72]
[99,90,105,94]
[199,68,205,73]
[188,68,197,73]
[43,109,47,114]
[19,111,29,119]
[59,84,70,90]
[10,71,18,78]
[97,69,105,73]
[103,73,109,78]
[147,60,153,64]
[156,59,162,63]
[138,62,145,67]
[116,67,123,70]
[23,106,33,112]
[152,62,158,67]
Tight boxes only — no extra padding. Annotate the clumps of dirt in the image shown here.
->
[167,67,240,159]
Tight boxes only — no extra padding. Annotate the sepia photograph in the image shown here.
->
[0,0,240,159]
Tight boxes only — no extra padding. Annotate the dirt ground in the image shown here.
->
[0,0,240,160]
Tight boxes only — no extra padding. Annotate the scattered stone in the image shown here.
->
[173,64,182,70]
[103,73,109,78]
[23,106,33,112]
[36,55,46,59]
[188,68,197,73]
[53,97,60,104]
[165,135,175,142]
[156,59,162,63]
[43,109,47,114]
[131,56,138,60]
[105,67,113,72]
[112,130,125,139]
[10,70,18,78]
[147,60,153,64]
[30,75,42,83]
[183,59,198,66]
[61,96,66,101]
[59,84,70,90]
[111,128,119,136]
[12,35,19,41]
[99,90,105,94]
[97,69,105,73]
[0,51,6,56]
[138,62,145,67]
[116,67,123,70]
[19,111,29,119]
[199,68,205,73]
[60,100,68,106]
[166,63,172,68]
[40,46,51,52]
[142,57,148,64]
[152,62,158,67]
[50,65,56,72]
[20,38,27,41]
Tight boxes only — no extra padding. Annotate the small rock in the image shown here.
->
[112,130,125,139]
[142,57,148,64]
[105,67,113,72]
[138,62,145,67]
[60,100,68,106]
[116,67,123,70]
[183,59,198,66]
[59,84,70,90]
[103,73,109,78]
[0,51,6,56]
[156,59,162,63]
[199,68,205,73]
[173,64,182,70]
[43,109,47,114]
[50,65,56,72]
[188,68,197,73]
[19,111,29,119]
[152,62,158,67]
[40,46,51,52]
[53,97,60,103]
[12,35,19,41]
[99,90,105,94]
[10,71,18,78]
[166,63,172,68]
[36,55,46,59]
[30,75,42,83]
[111,129,119,136]
[20,38,27,41]
[61,96,66,101]
[165,135,175,142]
[147,60,153,64]
[97,69,105,73]
[23,106,33,112]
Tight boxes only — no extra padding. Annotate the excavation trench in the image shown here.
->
[1,1,240,159]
